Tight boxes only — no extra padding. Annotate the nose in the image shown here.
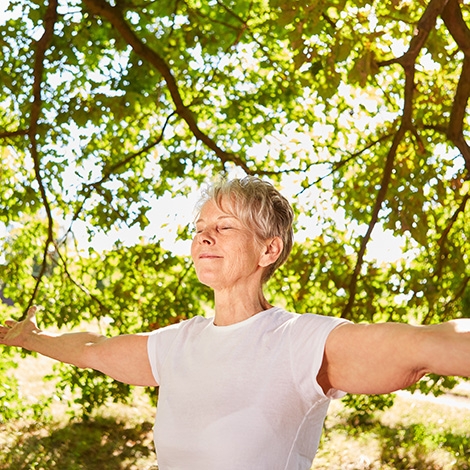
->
[196,228,215,245]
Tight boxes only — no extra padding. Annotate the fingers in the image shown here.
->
[0,306,41,345]
[26,305,38,321]
[0,322,14,343]
[1,306,39,330]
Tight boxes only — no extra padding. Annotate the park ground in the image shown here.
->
[1,354,470,469]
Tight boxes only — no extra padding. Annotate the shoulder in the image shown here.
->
[272,308,349,331]
[264,308,350,346]
[295,312,349,328]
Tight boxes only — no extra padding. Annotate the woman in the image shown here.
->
[1,176,470,469]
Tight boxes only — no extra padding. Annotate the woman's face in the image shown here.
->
[191,199,266,291]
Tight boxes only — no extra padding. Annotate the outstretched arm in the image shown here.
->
[0,306,157,387]
[319,319,470,395]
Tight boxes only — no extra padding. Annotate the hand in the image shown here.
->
[0,306,40,348]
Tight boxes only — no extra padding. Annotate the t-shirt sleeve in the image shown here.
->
[289,314,350,401]
[147,322,184,385]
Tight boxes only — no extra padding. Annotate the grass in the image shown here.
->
[1,354,158,470]
[2,354,470,469]
[313,390,470,469]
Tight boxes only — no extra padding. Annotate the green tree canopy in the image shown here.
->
[0,0,469,412]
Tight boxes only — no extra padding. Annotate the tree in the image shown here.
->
[0,0,469,413]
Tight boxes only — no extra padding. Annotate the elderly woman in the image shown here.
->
[1,176,470,469]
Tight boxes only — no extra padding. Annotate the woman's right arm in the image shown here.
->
[0,306,158,387]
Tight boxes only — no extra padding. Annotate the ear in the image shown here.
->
[259,237,283,268]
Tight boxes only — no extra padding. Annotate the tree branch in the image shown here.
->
[446,56,470,171]
[296,132,394,196]
[378,0,470,172]
[441,0,470,55]
[441,0,470,171]
[444,275,470,317]
[378,0,450,67]
[342,0,447,317]
[0,129,29,140]
[22,0,58,319]
[96,113,173,186]
[82,0,254,174]
[60,114,174,248]
[382,0,470,171]
[55,243,113,316]
[437,193,470,249]
[422,274,470,324]
[341,125,406,318]
[433,191,470,280]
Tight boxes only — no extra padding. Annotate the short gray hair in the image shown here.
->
[196,176,294,283]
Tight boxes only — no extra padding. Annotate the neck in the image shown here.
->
[213,287,272,326]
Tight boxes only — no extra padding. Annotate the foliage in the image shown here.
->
[48,365,133,418]
[0,0,469,414]
[0,354,51,422]
[0,352,27,423]
[341,393,396,426]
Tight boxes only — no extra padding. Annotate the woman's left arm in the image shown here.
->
[321,319,470,395]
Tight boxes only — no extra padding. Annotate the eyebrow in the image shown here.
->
[195,215,238,224]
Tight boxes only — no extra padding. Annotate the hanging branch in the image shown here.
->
[22,0,58,319]
[433,192,470,279]
[341,126,406,318]
[417,191,470,323]
[442,275,470,318]
[342,0,448,317]
[296,132,394,195]
[60,113,174,248]
[53,243,113,316]
[437,193,470,249]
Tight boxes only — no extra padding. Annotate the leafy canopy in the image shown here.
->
[0,0,469,413]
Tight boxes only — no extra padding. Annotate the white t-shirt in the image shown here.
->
[147,307,348,470]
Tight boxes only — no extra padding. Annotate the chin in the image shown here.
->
[198,276,229,291]
[196,273,219,289]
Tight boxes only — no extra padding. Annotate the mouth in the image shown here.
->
[199,253,223,259]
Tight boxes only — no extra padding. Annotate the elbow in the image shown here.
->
[399,367,428,391]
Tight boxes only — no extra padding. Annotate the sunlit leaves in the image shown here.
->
[0,0,469,413]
